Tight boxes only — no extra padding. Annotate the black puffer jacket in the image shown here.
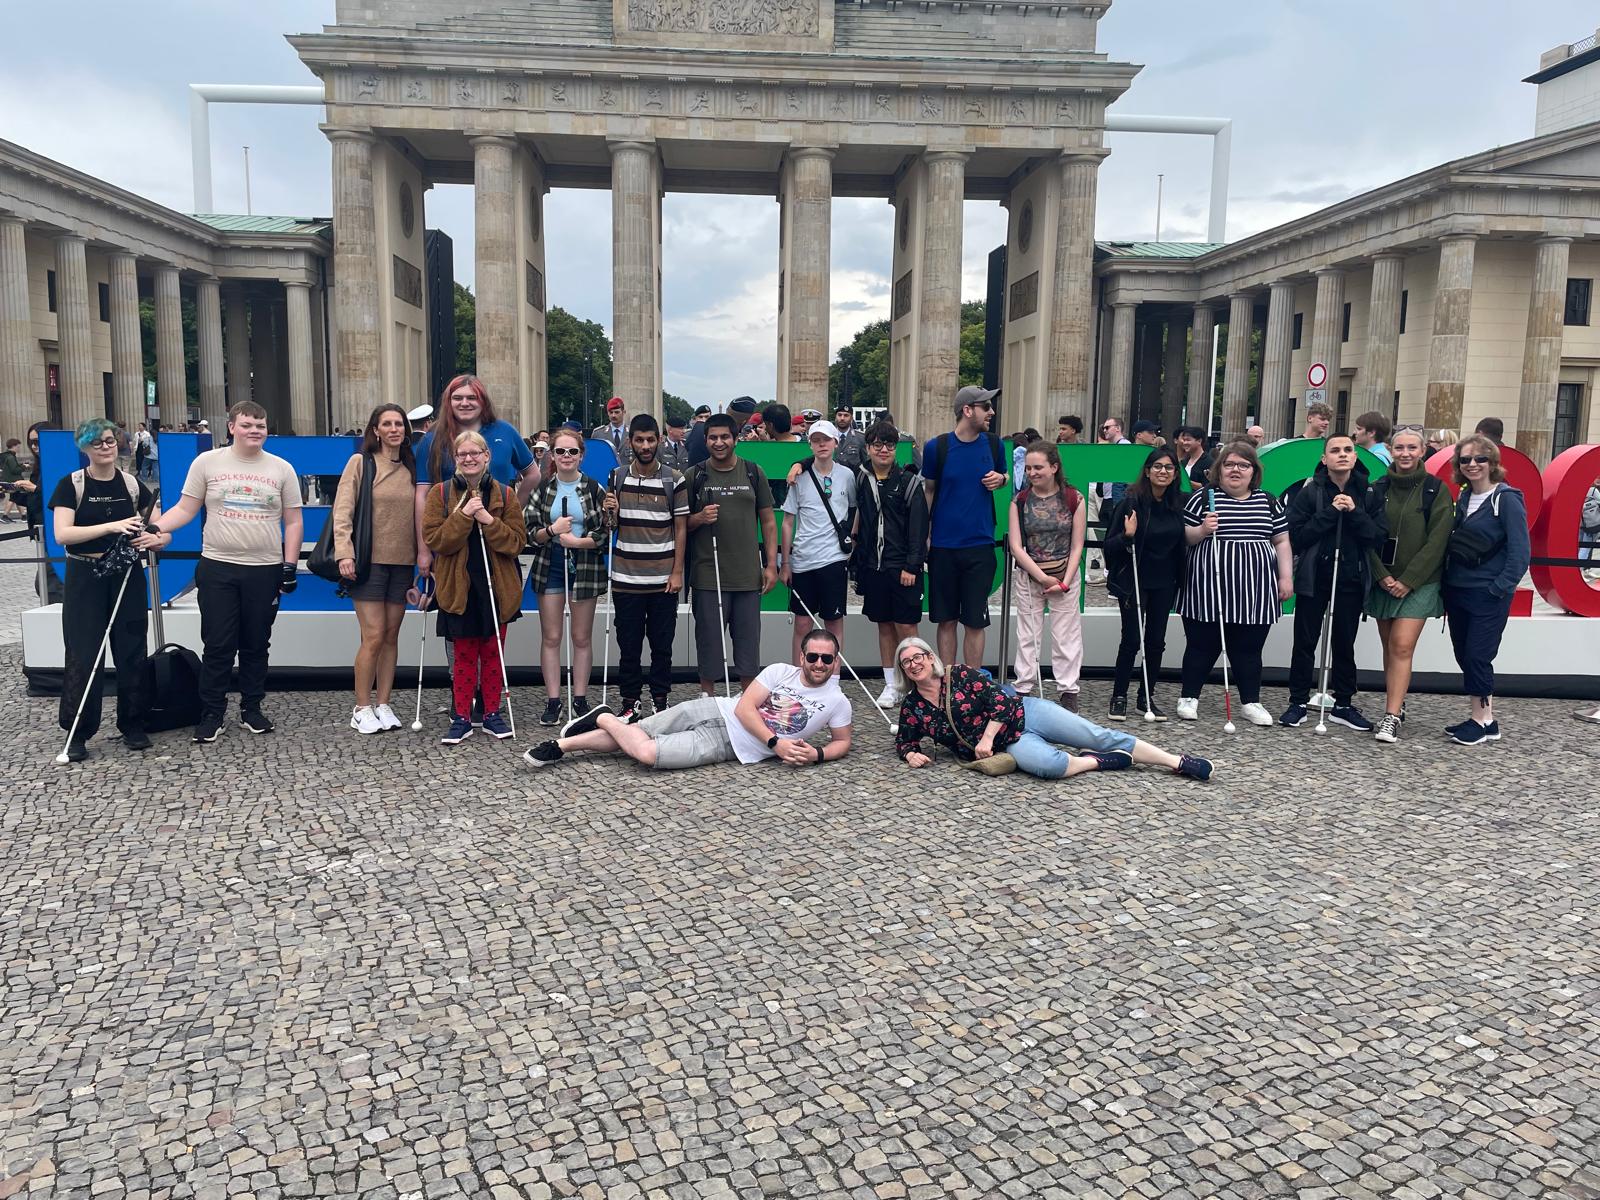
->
[1287,461,1387,597]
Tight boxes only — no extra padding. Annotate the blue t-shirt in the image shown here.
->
[552,476,586,540]
[928,433,999,549]
[415,420,533,488]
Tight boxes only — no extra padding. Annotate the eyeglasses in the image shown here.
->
[1148,462,1176,471]
[456,450,488,461]
[551,447,581,457]
[1459,455,1492,465]
[803,652,836,665]
[898,651,930,669]
[88,438,118,449]
[1222,462,1251,472]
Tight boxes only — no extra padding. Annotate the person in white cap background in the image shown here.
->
[780,418,856,671]
[407,403,434,447]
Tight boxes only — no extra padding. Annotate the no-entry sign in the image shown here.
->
[1308,362,1328,389]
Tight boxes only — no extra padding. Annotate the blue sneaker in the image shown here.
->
[1279,704,1309,728]
[1449,719,1500,746]
[1328,705,1373,732]
[1082,749,1133,771]
[440,715,474,745]
[481,711,514,739]
[1174,753,1213,782]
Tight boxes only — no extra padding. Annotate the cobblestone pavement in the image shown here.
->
[2,644,1597,1200]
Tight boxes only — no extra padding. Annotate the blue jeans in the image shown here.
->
[1008,696,1136,779]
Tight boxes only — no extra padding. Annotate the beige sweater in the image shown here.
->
[331,452,417,566]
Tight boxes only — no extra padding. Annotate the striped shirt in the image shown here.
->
[610,466,688,592]
[1178,488,1287,625]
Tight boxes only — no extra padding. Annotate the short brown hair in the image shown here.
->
[1208,440,1263,491]
[228,400,268,424]
[1306,402,1333,422]
[1452,434,1506,485]
[1354,410,1392,442]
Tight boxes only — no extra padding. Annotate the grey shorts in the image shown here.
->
[349,561,412,605]
[639,696,736,770]
[691,588,761,682]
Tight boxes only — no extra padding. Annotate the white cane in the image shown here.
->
[1206,488,1236,733]
[409,578,434,732]
[560,496,575,724]
[55,564,135,764]
[709,522,733,700]
[1313,515,1345,736]
[1128,517,1157,723]
[788,580,898,735]
[476,514,516,740]
[600,467,624,708]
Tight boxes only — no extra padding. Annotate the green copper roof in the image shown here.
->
[1095,241,1225,259]
[190,213,331,236]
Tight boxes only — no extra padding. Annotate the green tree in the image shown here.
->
[453,282,476,375]
[545,306,613,428]
[138,297,199,413]
[828,318,889,411]
[663,392,692,427]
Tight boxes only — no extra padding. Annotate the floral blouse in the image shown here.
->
[894,663,1026,762]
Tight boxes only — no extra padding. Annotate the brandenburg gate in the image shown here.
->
[291,0,1138,437]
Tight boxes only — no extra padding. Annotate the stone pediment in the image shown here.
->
[1456,119,1600,179]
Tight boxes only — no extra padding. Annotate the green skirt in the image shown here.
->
[1365,578,1444,619]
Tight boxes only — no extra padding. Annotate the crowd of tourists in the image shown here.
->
[35,374,1580,772]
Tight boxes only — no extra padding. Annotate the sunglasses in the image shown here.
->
[1459,455,1492,465]
[551,447,581,457]
[1395,423,1426,432]
[803,652,836,665]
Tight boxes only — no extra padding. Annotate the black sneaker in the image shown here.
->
[651,693,671,716]
[1450,719,1501,746]
[571,694,592,717]
[1135,690,1168,721]
[1107,695,1128,722]
[65,740,89,763]
[1279,704,1309,728]
[240,707,275,735]
[540,698,563,726]
[193,714,225,743]
[1328,705,1373,732]
[122,728,152,752]
[1373,713,1402,744]
[616,698,643,725]
[1174,753,1213,782]
[522,740,564,767]
[1082,749,1133,771]
[560,703,613,740]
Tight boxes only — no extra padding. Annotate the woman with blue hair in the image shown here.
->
[48,418,167,760]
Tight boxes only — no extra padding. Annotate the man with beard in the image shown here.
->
[603,415,688,724]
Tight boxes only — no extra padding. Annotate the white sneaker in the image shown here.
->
[875,682,904,710]
[1240,702,1274,727]
[350,705,384,735]
[373,703,402,731]
[1175,697,1199,721]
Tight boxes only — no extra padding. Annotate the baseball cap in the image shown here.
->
[1131,420,1158,437]
[807,419,842,442]
[407,403,433,422]
[953,385,1000,414]
[606,397,624,413]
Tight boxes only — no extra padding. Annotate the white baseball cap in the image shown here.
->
[807,419,842,442]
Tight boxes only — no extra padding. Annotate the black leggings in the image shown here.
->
[1113,584,1176,698]
[1180,617,1270,704]
[59,559,148,740]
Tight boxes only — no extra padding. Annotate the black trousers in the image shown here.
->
[1287,584,1365,706]
[195,557,281,717]
[1180,617,1270,705]
[615,589,677,701]
[59,558,148,741]
[1113,584,1176,699]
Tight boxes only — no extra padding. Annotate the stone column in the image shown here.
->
[1219,293,1255,441]
[916,150,969,436]
[1046,152,1105,418]
[55,235,97,427]
[250,292,281,427]
[1515,235,1573,465]
[1362,254,1405,416]
[1309,268,1346,423]
[107,251,144,431]
[1135,319,1163,422]
[1424,235,1477,433]
[329,129,381,431]
[195,276,226,432]
[611,139,661,417]
[1160,311,1188,437]
[781,146,833,414]
[1258,281,1296,443]
[285,281,316,435]
[471,135,518,414]
[1106,302,1137,425]
[0,217,32,436]
[1185,304,1216,427]
[153,265,186,428]
[224,286,251,410]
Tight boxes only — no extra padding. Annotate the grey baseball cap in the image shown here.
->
[953,385,1000,415]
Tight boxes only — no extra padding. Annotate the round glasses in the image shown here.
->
[898,651,930,670]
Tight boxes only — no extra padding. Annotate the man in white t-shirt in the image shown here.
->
[523,629,854,770]
[780,420,857,668]
[143,400,304,743]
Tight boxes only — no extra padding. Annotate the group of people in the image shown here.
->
[36,371,1559,775]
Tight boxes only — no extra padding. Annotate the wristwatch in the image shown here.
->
[813,744,823,764]
[766,734,779,749]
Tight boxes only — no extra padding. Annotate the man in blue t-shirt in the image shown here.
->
[923,384,1006,670]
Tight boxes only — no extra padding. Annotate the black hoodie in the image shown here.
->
[1286,460,1387,598]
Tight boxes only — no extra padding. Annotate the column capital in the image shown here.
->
[1111,299,1139,310]
[1368,250,1407,263]
[607,138,656,156]
[323,126,376,145]
[1534,234,1575,247]
[52,232,87,246]
[1439,232,1478,246]
[1227,290,1256,302]
[467,132,519,149]
[282,279,312,291]
[1268,278,1297,293]
[1058,148,1111,166]
[922,148,972,165]
[1314,265,1346,279]
[786,144,836,162]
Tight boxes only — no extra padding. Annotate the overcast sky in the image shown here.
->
[2,0,1593,403]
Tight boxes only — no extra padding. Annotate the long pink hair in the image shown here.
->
[430,374,502,481]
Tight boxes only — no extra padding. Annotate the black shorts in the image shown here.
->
[788,560,848,621]
[927,545,996,628]
[858,565,923,626]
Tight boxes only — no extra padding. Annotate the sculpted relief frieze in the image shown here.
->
[628,0,820,36]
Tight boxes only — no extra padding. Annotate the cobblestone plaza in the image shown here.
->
[2,641,1597,1199]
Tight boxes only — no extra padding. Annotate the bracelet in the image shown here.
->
[814,744,823,764]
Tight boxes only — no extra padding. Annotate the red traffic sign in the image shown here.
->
[1308,362,1328,389]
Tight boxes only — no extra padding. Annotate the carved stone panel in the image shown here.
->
[393,255,423,309]
[1008,271,1039,322]
[525,262,545,313]
[615,0,830,51]
[892,271,913,322]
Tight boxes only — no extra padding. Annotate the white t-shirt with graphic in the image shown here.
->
[181,445,303,567]
[719,663,853,764]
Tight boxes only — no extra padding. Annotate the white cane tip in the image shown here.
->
[1314,724,1327,735]
[54,752,69,764]
[1223,721,1236,734]
[1143,711,1156,723]
[410,721,423,732]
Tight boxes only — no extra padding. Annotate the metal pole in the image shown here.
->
[1155,174,1164,242]
[243,147,252,216]
[994,541,1012,685]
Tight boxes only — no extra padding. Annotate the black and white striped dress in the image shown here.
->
[1178,488,1286,625]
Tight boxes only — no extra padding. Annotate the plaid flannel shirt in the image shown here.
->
[524,474,612,601]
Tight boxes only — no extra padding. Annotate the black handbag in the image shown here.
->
[309,454,376,585]
[1446,489,1503,568]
